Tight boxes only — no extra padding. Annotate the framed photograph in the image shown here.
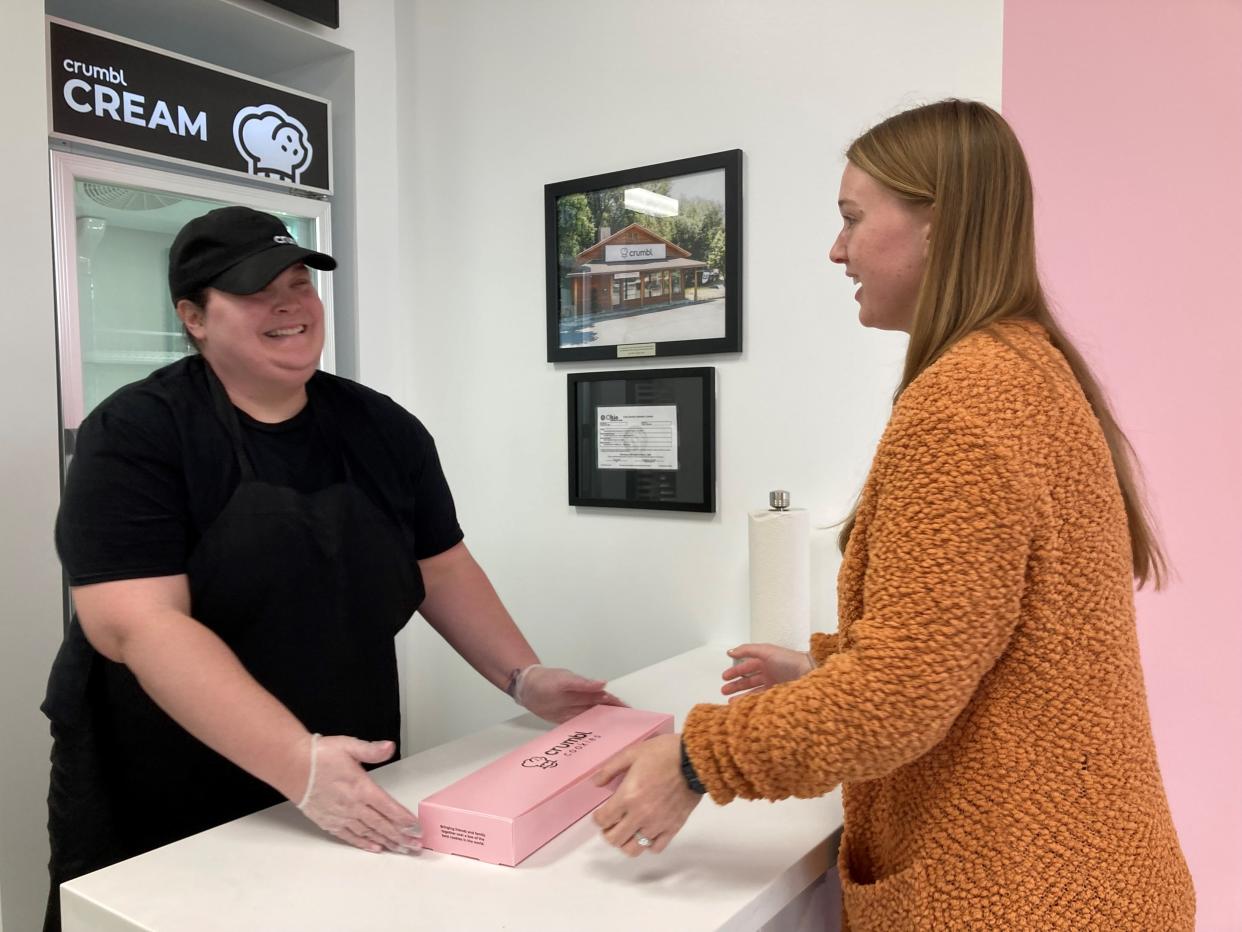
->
[546,150,742,363]
[567,367,715,513]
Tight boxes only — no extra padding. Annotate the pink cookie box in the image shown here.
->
[417,704,674,866]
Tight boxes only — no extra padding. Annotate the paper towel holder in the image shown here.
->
[769,490,791,511]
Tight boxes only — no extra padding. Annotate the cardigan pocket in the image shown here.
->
[839,841,930,932]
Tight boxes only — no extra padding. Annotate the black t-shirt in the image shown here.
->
[56,355,463,586]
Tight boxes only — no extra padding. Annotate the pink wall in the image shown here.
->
[1002,1,1242,928]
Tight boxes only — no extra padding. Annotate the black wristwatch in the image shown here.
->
[680,740,707,795]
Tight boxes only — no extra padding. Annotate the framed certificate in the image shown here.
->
[567,367,715,513]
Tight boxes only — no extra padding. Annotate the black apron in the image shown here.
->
[43,366,426,931]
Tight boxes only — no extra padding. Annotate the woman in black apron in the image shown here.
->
[44,207,622,931]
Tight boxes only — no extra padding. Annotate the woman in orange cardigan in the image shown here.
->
[591,100,1195,930]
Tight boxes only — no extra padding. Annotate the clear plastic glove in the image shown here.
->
[513,665,628,723]
[295,734,422,854]
[720,643,815,702]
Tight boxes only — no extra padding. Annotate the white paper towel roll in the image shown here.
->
[810,524,838,634]
[748,508,811,649]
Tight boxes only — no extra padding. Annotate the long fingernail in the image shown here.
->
[403,825,422,838]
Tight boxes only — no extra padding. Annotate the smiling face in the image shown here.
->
[177,263,324,398]
[829,162,932,332]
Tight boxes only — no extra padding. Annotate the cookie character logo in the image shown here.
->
[522,755,557,770]
[232,104,313,184]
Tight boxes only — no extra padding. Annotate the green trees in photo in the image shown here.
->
[557,193,596,263]
[557,184,726,275]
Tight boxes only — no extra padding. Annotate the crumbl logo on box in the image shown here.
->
[520,731,602,770]
[233,104,313,184]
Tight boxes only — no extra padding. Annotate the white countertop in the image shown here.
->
[62,645,843,932]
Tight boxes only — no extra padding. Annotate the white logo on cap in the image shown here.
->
[273,235,297,245]
[233,104,313,184]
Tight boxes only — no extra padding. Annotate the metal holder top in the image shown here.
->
[769,490,790,511]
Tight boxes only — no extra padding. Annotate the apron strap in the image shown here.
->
[203,361,257,482]
[303,378,355,483]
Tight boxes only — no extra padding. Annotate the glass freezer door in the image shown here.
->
[50,150,334,438]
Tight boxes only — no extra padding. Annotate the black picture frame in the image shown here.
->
[567,368,715,513]
[259,0,339,27]
[546,150,742,363]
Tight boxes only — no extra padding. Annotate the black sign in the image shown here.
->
[48,18,332,193]
[260,0,339,29]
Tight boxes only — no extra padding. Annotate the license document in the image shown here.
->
[596,405,678,470]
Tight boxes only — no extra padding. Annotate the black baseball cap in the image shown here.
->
[168,206,336,302]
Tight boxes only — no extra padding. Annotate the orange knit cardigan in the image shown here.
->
[683,321,1194,931]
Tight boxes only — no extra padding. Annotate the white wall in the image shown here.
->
[392,0,1004,753]
[0,4,63,929]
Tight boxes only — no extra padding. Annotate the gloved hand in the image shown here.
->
[720,643,815,702]
[295,734,422,854]
[513,665,627,723]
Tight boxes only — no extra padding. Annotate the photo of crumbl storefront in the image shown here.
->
[567,224,709,319]
[553,165,730,352]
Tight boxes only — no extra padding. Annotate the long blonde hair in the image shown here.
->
[837,100,1167,589]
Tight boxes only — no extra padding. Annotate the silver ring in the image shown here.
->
[633,831,652,848]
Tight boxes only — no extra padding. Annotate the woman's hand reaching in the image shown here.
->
[720,643,815,702]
